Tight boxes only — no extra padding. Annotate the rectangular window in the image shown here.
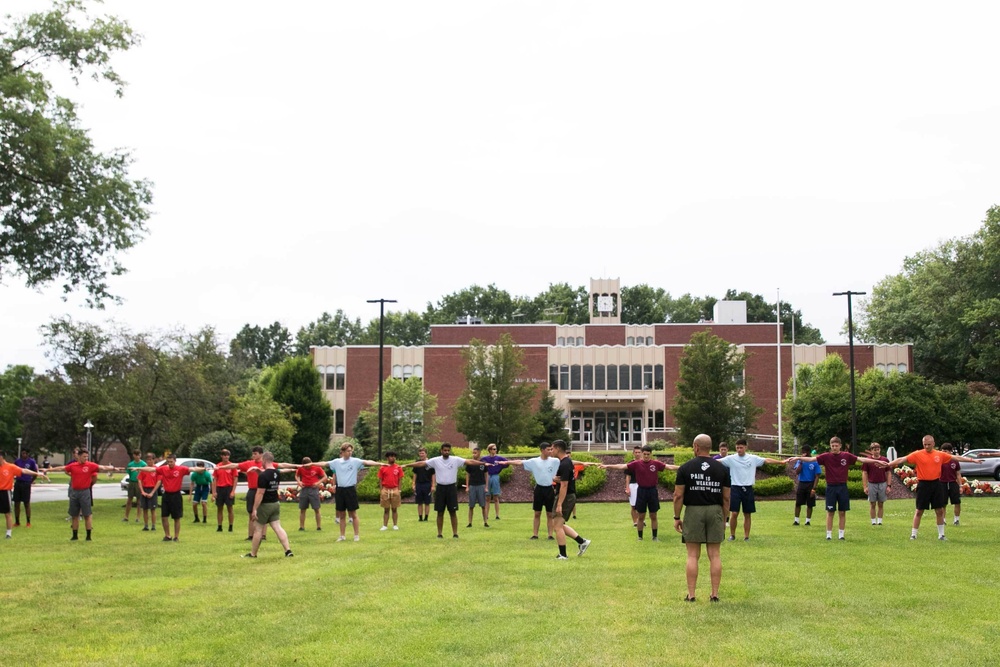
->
[549,365,558,389]
[643,364,653,390]
[583,365,593,391]
[619,365,630,391]
[335,409,345,435]
[631,364,642,390]
[607,365,617,390]
[570,365,581,390]
[325,374,335,391]
[560,365,569,390]
[595,365,605,391]
[336,369,345,390]
[654,365,663,390]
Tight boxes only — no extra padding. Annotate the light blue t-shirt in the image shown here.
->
[328,457,366,487]
[522,457,560,487]
[720,453,766,486]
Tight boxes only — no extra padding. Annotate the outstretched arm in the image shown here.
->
[601,463,628,470]
[361,459,385,467]
[951,455,985,464]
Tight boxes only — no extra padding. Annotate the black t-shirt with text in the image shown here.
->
[466,462,487,486]
[259,468,280,503]
[556,456,577,495]
[675,456,730,506]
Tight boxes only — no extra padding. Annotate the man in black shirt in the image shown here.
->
[551,440,595,560]
[464,447,489,528]
[673,434,731,602]
[412,448,435,522]
[243,452,294,559]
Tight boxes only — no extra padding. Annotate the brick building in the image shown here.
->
[311,278,911,448]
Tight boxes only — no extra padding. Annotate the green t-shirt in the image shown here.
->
[126,459,147,482]
[190,469,212,486]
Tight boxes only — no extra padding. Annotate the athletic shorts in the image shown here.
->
[414,481,432,505]
[557,493,576,521]
[628,482,638,507]
[192,484,210,503]
[161,492,184,520]
[635,486,660,514]
[532,485,555,513]
[379,487,401,509]
[0,490,10,514]
[944,481,962,506]
[434,483,459,513]
[256,501,280,525]
[298,486,321,511]
[682,504,725,544]
[825,483,851,512]
[916,480,945,511]
[795,481,816,508]
[730,485,757,514]
[215,486,235,508]
[140,487,158,510]
[487,475,502,496]
[335,486,359,512]
[13,479,32,503]
[866,481,887,503]
[68,488,93,518]
[245,488,257,515]
[467,484,486,508]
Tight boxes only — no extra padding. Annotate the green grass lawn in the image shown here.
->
[3,498,998,667]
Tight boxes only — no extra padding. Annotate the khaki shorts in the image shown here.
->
[682,504,725,544]
[380,487,401,509]
[256,501,281,526]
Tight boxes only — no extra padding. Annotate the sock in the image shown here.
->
[637,530,643,539]
[793,517,799,524]
[805,519,810,524]
[877,518,882,525]
[937,524,945,538]
[73,530,78,538]
[574,535,585,545]
[838,529,844,539]
[652,529,658,538]
[86,529,92,539]
[826,531,832,539]
[5,530,10,537]
[558,544,567,557]
[911,528,918,538]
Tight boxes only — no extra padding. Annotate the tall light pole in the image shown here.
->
[367,298,397,460]
[84,420,94,458]
[833,290,866,452]
[776,289,782,455]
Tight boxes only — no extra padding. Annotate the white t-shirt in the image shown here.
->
[425,456,465,485]
[719,453,766,486]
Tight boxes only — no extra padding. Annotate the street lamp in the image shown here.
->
[84,420,94,458]
[833,291,866,452]
[366,298,397,460]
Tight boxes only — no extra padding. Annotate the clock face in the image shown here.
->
[597,296,613,313]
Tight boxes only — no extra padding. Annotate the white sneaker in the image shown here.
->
[392,525,399,531]
[334,517,340,524]
[555,554,568,560]
[336,536,346,542]
[353,535,360,542]
[380,526,388,531]
[348,518,353,524]
[953,519,959,525]
[938,535,947,541]
[577,539,591,556]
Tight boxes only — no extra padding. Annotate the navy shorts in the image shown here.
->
[414,481,432,504]
[730,485,756,514]
[634,486,660,514]
[825,483,850,512]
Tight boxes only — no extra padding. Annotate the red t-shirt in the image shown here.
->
[816,452,858,485]
[65,461,103,490]
[940,459,961,484]
[907,449,952,481]
[296,465,325,487]
[138,468,158,488]
[378,464,405,489]
[0,463,24,491]
[626,459,667,488]
[238,459,267,489]
[861,457,889,484]
[156,465,191,493]
[213,465,235,488]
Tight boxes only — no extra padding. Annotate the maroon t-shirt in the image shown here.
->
[626,459,666,488]
[940,459,961,484]
[816,452,858,485]
[861,456,889,484]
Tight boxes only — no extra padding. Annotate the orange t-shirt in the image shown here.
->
[905,449,953,481]
[0,463,24,491]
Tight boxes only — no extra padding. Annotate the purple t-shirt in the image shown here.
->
[940,459,961,484]
[816,452,858,485]
[481,455,508,476]
[861,457,889,484]
[14,456,38,483]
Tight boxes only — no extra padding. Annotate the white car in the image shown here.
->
[119,458,216,493]
[959,449,1000,480]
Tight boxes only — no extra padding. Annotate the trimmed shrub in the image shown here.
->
[755,476,794,496]
[762,462,790,476]
[572,452,606,498]
[356,464,413,502]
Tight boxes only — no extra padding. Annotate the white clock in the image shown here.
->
[597,296,613,313]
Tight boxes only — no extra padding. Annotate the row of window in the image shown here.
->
[875,363,908,374]
[555,336,656,346]
[568,409,666,444]
[391,365,424,379]
[549,364,665,391]
[318,365,346,391]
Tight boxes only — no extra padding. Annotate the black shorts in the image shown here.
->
[0,490,10,514]
[532,485,555,513]
[335,486,359,512]
[12,479,32,503]
[161,492,184,520]
[730,485,757,514]
[414,481,432,504]
[634,486,660,514]
[944,481,962,506]
[245,488,257,515]
[795,481,817,508]
[215,486,235,507]
[140,487,158,510]
[434,484,458,513]
[916,480,946,511]
[825,484,850,512]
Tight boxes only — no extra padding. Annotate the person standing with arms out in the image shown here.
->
[861,443,891,526]
[211,449,237,533]
[411,447,434,522]
[550,440,593,560]
[190,462,212,524]
[464,447,489,529]
[792,452,822,526]
[139,454,191,542]
[602,445,678,541]
[674,434,731,603]
[295,457,327,531]
[788,437,883,541]
[138,452,159,531]
[404,443,483,539]
[378,451,405,531]
[121,450,145,524]
[625,445,641,527]
[13,448,39,527]
[504,443,560,540]
[481,443,507,521]
[45,449,119,541]
[242,452,294,559]
[939,444,965,526]
[884,435,982,541]
[217,446,298,542]
[712,443,729,461]
[718,438,786,542]
[315,443,385,542]
[1,450,48,538]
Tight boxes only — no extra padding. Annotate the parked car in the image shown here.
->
[959,449,1000,480]
[119,458,217,493]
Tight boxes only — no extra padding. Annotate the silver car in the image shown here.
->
[959,449,1000,480]
[119,458,216,493]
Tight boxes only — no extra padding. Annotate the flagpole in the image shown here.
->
[776,289,782,455]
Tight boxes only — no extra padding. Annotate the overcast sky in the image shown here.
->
[3,1,998,371]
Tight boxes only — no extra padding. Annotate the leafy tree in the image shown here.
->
[723,290,824,343]
[0,364,35,448]
[620,284,668,324]
[672,331,762,445]
[190,430,250,464]
[533,390,569,445]
[858,206,1000,385]
[358,311,430,346]
[453,334,541,449]
[293,310,364,355]
[425,284,518,325]
[937,383,1000,448]
[351,412,375,456]
[663,293,715,323]
[854,368,945,452]
[266,356,332,462]
[230,374,295,449]
[531,283,589,324]
[1,0,152,305]
[229,322,292,368]
[785,355,853,451]
[358,377,442,458]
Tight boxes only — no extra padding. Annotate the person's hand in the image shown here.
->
[555,505,562,515]
[251,511,257,522]
[674,518,683,533]
[863,486,869,495]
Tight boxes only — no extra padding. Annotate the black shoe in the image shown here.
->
[548,536,554,540]
[298,527,305,531]
[193,517,200,523]
[70,536,78,541]
[710,595,720,603]
[285,550,294,557]
[453,534,459,539]
[241,553,256,558]
[85,536,92,541]
[142,527,150,532]
[495,516,500,520]
[466,523,472,528]
[529,536,538,540]
[172,537,178,542]
[437,534,443,539]
[163,536,172,542]
[245,536,253,541]
[217,526,223,532]
[484,523,490,528]
[684,595,696,602]
[228,525,233,532]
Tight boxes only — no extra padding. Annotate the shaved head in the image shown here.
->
[693,434,713,453]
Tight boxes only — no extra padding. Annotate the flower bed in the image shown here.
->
[892,465,1000,494]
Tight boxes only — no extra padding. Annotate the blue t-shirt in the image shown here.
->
[328,457,366,487]
[794,460,822,483]
[719,454,766,487]
[522,457,559,487]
